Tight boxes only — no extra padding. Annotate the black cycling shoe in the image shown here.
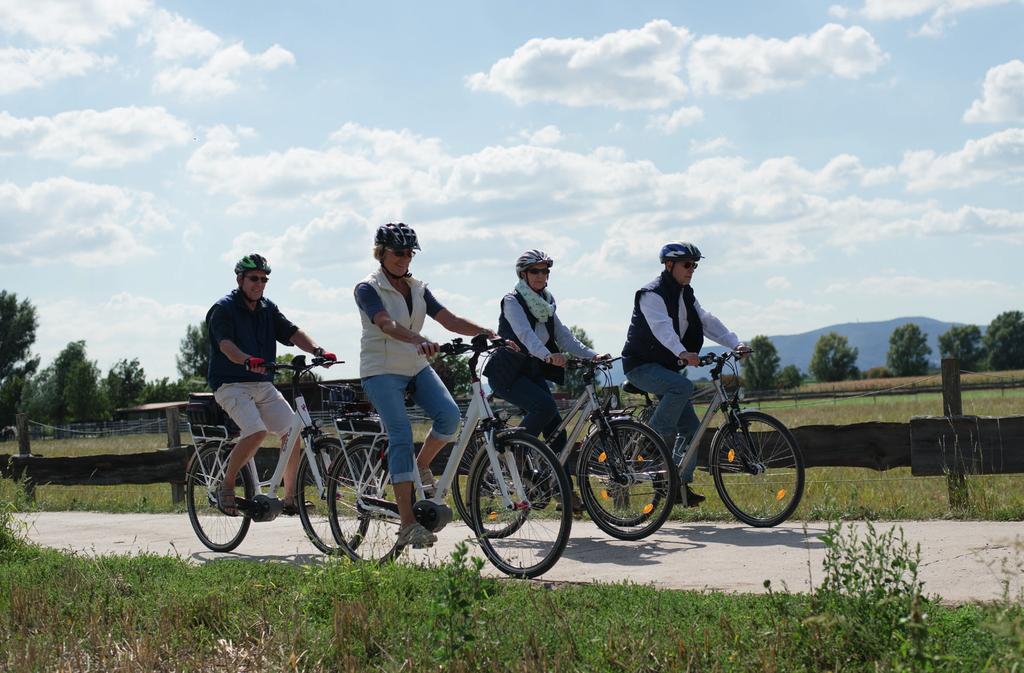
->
[673,484,706,507]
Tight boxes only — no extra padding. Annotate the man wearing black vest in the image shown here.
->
[621,242,748,506]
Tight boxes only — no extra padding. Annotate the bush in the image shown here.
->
[863,366,892,379]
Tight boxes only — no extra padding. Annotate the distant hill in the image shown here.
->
[765,317,968,373]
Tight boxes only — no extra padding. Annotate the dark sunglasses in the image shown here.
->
[677,261,698,270]
[245,275,270,283]
[527,268,551,276]
[389,249,416,258]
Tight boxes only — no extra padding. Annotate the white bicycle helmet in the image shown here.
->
[515,249,554,278]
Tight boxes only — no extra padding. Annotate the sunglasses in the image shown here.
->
[527,268,551,276]
[676,261,698,270]
[389,249,416,258]
[245,275,270,284]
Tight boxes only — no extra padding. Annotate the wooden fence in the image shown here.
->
[2,359,1022,510]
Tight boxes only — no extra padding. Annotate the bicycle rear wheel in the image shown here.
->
[710,411,805,527]
[326,437,401,562]
[297,437,343,554]
[186,442,254,552]
[467,430,572,578]
[576,418,678,541]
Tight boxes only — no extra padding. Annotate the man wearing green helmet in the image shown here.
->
[205,253,337,517]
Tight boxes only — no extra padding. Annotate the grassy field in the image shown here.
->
[2,387,1021,518]
[2,507,1023,672]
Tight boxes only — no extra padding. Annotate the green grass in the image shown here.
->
[2,511,1023,672]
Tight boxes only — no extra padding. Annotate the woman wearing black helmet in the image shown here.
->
[353,223,500,548]
[484,250,608,468]
[621,242,749,506]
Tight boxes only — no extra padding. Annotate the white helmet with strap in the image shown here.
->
[515,249,554,277]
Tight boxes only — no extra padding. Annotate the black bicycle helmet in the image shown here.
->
[659,242,703,262]
[234,253,272,276]
[374,222,421,251]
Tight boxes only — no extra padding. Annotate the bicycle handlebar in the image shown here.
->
[564,356,620,371]
[438,334,511,356]
[257,355,342,373]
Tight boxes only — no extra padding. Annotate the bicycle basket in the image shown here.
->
[186,393,239,434]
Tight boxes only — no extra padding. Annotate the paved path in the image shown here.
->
[15,512,1024,603]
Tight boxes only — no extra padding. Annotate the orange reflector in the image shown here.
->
[488,512,498,521]
[598,452,607,463]
[636,455,645,462]
[643,503,654,514]
[776,489,786,501]
[600,490,610,500]
[727,449,735,463]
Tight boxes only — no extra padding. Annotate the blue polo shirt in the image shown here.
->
[205,289,299,391]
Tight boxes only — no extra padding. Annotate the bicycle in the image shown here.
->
[324,334,574,579]
[623,351,805,527]
[451,356,679,541]
[184,354,344,553]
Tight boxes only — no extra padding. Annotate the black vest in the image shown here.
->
[483,291,564,389]
[621,271,704,374]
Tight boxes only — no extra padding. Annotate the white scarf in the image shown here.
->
[515,279,555,323]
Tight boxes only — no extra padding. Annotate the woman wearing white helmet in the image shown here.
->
[484,250,608,458]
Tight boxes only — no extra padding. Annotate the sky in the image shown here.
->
[1,0,1022,381]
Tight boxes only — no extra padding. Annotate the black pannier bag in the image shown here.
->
[187,392,239,434]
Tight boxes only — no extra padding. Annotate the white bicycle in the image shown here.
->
[184,355,344,553]
[324,335,574,579]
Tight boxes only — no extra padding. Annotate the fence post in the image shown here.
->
[15,413,35,501]
[166,407,184,505]
[941,358,969,510]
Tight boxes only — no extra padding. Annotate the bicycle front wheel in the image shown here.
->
[186,442,254,552]
[576,418,678,541]
[467,430,572,578]
[326,437,401,562]
[450,430,484,524]
[709,411,804,527]
[297,437,344,554]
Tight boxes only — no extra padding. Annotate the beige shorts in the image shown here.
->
[214,382,293,439]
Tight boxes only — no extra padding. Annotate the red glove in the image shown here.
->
[313,347,337,364]
[244,357,265,372]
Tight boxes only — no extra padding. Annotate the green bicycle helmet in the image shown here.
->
[234,253,272,276]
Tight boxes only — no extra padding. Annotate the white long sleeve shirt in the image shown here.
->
[638,290,740,357]
[502,295,597,361]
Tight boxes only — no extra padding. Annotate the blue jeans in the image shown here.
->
[625,362,701,483]
[491,373,565,450]
[362,366,460,484]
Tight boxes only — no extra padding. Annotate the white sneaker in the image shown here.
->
[418,466,436,497]
[396,522,437,549]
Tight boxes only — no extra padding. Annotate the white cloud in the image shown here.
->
[964,59,1024,123]
[855,0,1015,36]
[520,125,564,146]
[154,42,295,99]
[226,210,371,271]
[0,0,151,45]
[823,274,1014,297]
[466,19,691,110]
[689,136,735,155]
[0,46,109,94]
[35,292,207,381]
[899,127,1024,191]
[0,177,170,266]
[765,276,792,289]
[0,106,191,167]
[139,8,222,61]
[715,298,836,338]
[687,23,887,98]
[647,106,704,133]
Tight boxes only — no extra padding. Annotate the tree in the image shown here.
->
[809,332,859,382]
[938,324,986,371]
[984,310,1024,371]
[0,290,40,425]
[105,358,147,410]
[430,354,472,397]
[176,322,210,380]
[142,377,206,404]
[559,325,596,398]
[886,323,932,376]
[21,341,108,422]
[741,335,779,391]
[776,365,802,390]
